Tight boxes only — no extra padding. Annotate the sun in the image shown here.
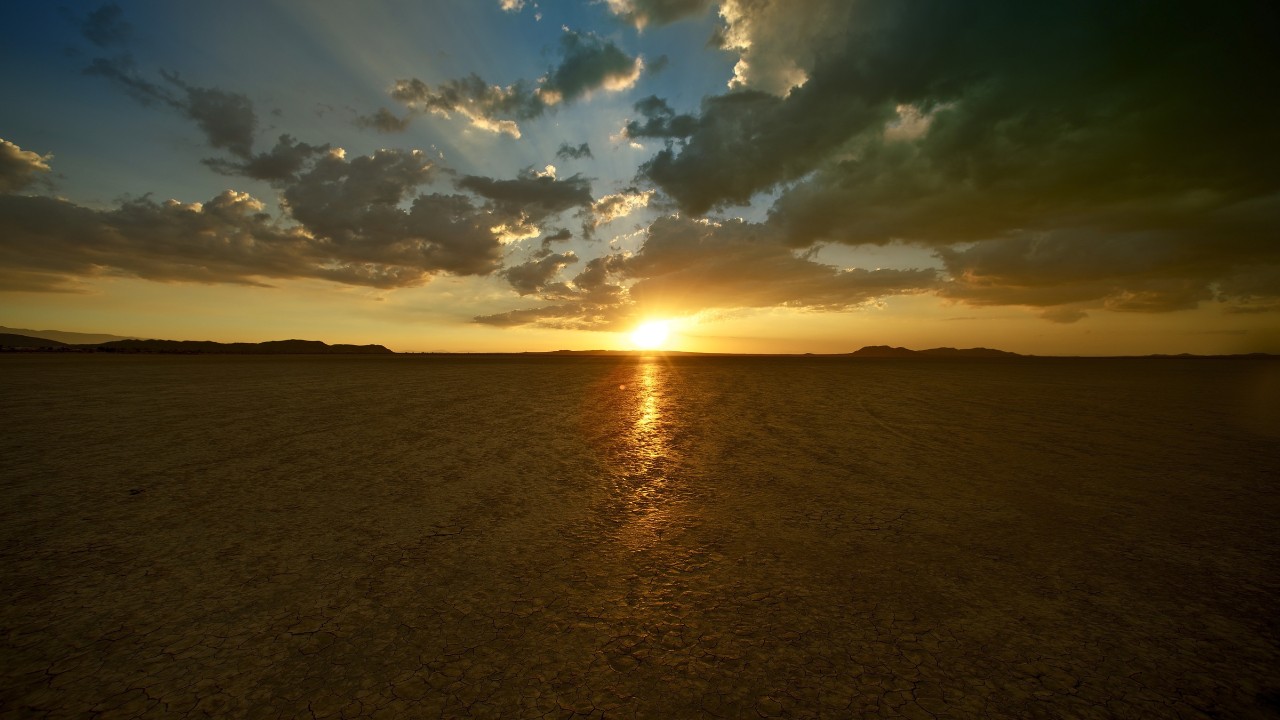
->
[630,320,670,350]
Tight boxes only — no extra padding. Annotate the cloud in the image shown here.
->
[473,302,627,329]
[390,75,542,138]
[0,139,53,193]
[76,3,133,48]
[389,30,641,137]
[639,88,857,213]
[716,0,857,94]
[619,216,938,315]
[499,0,525,11]
[539,227,573,251]
[83,54,171,106]
[621,1,1280,320]
[504,251,579,295]
[160,72,258,158]
[0,145,602,291]
[1039,307,1089,324]
[204,134,329,183]
[0,190,316,291]
[555,142,593,160]
[354,107,412,133]
[936,224,1280,315]
[85,57,259,159]
[475,215,938,328]
[604,0,716,29]
[591,189,653,225]
[643,2,1279,218]
[281,147,449,251]
[455,169,594,225]
[0,184,491,292]
[76,4,261,159]
[540,30,644,103]
[623,95,697,140]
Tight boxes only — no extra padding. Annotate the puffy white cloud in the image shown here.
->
[591,189,654,226]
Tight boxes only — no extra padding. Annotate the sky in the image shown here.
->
[1,0,1277,354]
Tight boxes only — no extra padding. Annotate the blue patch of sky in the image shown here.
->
[1,0,737,235]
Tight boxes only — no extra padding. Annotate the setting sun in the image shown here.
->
[630,320,670,350]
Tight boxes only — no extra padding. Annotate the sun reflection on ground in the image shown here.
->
[618,359,676,550]
[634,362,662,440]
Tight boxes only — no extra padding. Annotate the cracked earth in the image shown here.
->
[2,355,1278,718]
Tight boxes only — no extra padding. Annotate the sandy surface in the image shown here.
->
[1,354,1278,718]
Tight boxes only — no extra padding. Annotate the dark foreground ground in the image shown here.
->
[1,355,1278,719]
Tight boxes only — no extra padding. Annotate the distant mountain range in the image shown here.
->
[848,345,1023,358]
[0,326,138,344]
[0,333,71,348]
[0,334,392,354]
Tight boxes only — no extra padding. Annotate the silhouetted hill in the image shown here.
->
[851,345,1023,358]
[0,326,137,344]
[90,339,394,354]
[0,333,69,348]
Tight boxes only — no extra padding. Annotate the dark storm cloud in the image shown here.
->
[0,146,603,291]
[160,72,258,159]
[540,227,573,250]
[0,139,52,193]
[623,96,696,140]
[0,186,496,291]
[0,191,312,291]
[204,134,329,183]
[504,251,579,295]
[0,186,500,291]
[541,31,643,103]
[628,0,1280,318]
[388,31,641,137]
[605,0,716,28]
[638,80,886,214]
[555,142,593,161]
[278,148,495,273]
[936,222,1280,318]
[455,170,593,224]
[672,1,1280,218]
